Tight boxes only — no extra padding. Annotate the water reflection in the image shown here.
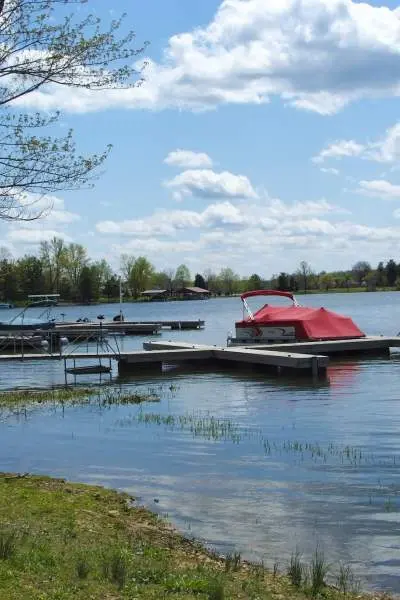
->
[0,294,400,592]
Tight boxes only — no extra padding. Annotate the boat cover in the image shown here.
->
[236,306,365,340]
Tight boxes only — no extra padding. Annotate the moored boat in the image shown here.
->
[228,290,365,345]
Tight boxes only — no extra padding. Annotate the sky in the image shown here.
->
[3,0,400,278]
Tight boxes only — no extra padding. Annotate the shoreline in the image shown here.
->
[0,472,393,600]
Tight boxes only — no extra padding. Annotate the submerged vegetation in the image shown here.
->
[0,474,390,600]
[0,387,160,420]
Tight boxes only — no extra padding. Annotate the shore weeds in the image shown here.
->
[0,386,160,415]
[0,473,392,600]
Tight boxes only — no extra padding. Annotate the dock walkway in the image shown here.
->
[0,336,399,378]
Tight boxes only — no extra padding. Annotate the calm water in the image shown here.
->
[1,292,400,592]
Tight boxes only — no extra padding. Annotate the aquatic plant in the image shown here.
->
[309,547,329,597]
[287,550,303,587]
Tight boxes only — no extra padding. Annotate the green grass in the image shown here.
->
[0,386,160,410]
[0,473,391,600]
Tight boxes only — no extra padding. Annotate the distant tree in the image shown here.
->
[151,271,171,291]
[16,256,44,297]
[0,258,17,300]
[289,275,298,292]
[174,264,191,289]
[128,257,154,297]
[352,261,371,286]
[194,273,207,289]
[120,254,136,285]
[277,272,289,291]
[78,266,96,303]
[319,273,334,291]
[219,267,239,295]
[386,259,397,287]
[63,243,88,299]
[103,276,120,301]
[365,270,377,292]
[297,261,313,293]
[246,273,262,291]
[40,237,66,293]
[376,261,386,287]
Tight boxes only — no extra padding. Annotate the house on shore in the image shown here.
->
[177,286,210,300]
[141,289,169,301]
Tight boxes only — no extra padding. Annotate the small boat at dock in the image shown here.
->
[228,290,365,345]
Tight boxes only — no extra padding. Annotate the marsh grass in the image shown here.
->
[335,563,361,597]
[225,551,241,572]
[288,550,303,588]
[0,386,160,415]
[309,548,329,597]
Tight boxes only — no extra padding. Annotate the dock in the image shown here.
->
[54,320,205,335]
[0,336,399,380]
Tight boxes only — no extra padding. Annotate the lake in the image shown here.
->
[1,292,400,593]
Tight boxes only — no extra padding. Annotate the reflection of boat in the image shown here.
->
[228,290,365,345]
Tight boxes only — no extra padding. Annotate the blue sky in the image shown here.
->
[4,0,400,278]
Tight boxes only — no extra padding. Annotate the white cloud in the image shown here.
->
[7,228,73,244]
[314,122,400,164]
[96,197,342,237]
[356,179,400,199]
[164,169,258,201]
[320,167,340,175]
[313,141,365,164]
[164,149,213,169]
[12,0,400,115]
[17,192,80,224]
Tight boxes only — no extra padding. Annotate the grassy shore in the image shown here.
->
[0,474,392,600]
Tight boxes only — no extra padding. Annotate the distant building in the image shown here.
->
[177,287,210,300]
[141,289,169,301]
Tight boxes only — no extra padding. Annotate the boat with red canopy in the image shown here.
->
[228,290,365,345]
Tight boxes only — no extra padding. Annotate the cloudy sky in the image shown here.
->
[4,0,400,277]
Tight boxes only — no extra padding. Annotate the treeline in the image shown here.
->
[0,238,398,303]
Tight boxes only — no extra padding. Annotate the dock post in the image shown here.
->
[311,356,319,380]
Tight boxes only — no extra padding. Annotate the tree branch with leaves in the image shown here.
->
[0,0,147,220]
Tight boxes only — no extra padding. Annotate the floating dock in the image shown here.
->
[54,320,205,335]
[0,336,399,380]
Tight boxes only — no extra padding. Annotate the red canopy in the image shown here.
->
[236,305,365,341]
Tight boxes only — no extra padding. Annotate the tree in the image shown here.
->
[128,257,154,298]
[352,261,371,286]
[376,261,386,287]
[386,259,397,288]
[219,267,239,295]
[103,275,120,301]
[297,261,313,293]
[0,1,147,220]
[174,264,191,289]
[320,273,334,291]
[63,243,88,299]
[194,273,207,289]
[246,273,262,291]
[40,237,66,292]
[277,272,289,291]
[16,255,44,296]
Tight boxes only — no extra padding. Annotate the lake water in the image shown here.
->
[1,292,400,593]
